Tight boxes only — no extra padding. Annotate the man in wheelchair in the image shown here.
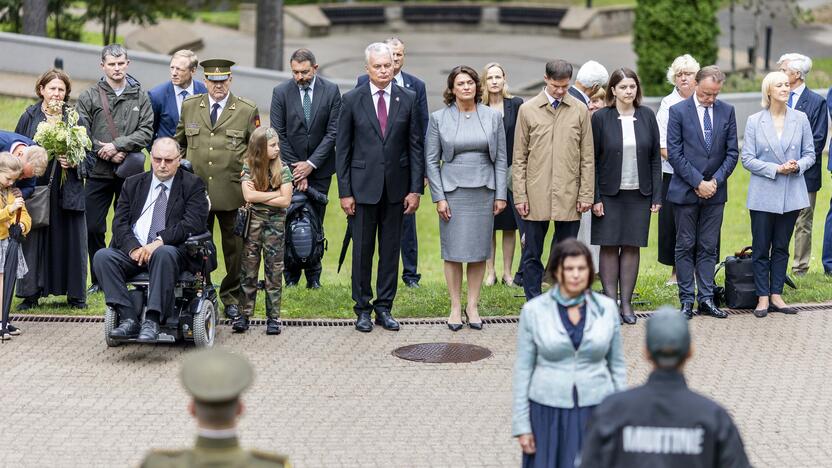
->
[94,137,210,343]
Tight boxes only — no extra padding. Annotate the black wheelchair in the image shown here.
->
[103,231,219,348]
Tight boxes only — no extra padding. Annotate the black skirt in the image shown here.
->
[494,191,518,231]
[591,189,651,247]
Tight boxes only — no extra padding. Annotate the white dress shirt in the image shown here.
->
[173,81,195,115]
[132,175,173,245]
[369,81,392,117]
[790,83,806,108]
[208,94,230,121]
[298,76,316,102]
[543,87,561,108]
[393,72,404,88]
[656,87,686,174]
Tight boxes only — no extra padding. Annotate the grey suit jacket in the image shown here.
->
[741,107,815,214]
[424,103,507,203]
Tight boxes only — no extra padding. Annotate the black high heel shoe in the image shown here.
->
[464,309,483,330]
[447,322,463,331]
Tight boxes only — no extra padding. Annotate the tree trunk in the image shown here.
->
[22,0,48,36]
[255,0,283,70]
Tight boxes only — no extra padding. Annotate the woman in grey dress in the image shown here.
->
[425,65,507,330]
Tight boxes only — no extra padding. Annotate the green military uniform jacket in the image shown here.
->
[175,93,260,211]
[141,436,290,467]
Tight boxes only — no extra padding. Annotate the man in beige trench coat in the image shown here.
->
[513,59,594,300]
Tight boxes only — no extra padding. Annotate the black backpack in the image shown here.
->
[715,247,756,309]
[284,189,327,269]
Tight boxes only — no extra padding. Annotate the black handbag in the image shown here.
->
[716,247,757,309]
[27,161,58,229]
[232,204,251,238]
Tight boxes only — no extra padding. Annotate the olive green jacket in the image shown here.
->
[175,93,260,211]
[141,436,290,467]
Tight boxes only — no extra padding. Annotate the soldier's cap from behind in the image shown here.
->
[201,59,235,82]
[181,347,253,402]
[646,307,691,368]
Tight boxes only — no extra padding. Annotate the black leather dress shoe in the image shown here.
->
[404,281,420,289]
[16,297,38,311]
[375,311,400,331]
[355,312,373,332]
[285,281,299,288]
[680,303,695,320]
[266,318,282,335]
[231,315,249,333]
[769,303,798,314]
[698,299,728,318]
[86,283,101,295]
[620,313,637,325]
[307,280,322,289]
[136,320,160,342]
[224,304,241,320]
[109,318,140,339]
[67,299,87,309]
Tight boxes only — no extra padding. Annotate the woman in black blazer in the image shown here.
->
[482,63,525,287]
[590,68,662,324]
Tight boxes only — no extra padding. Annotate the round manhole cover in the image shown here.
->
[393,342,492,363]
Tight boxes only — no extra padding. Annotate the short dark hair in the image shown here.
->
[35,68,72,101]
[605,67,643,107]
[443,65,481,106]
[695,65,725,84]
[545,238,595,291]
[290,48,317,66]
[101,43,127,61]
[545,59,573,81]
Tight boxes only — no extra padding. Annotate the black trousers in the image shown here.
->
[400,213,420,284]
[351,187,403,316]
[93,246,185,323]
[750,209,800,296]
[284,176,331,285]
[521,220,580,300]
[657,173,677,266]
[85,176,124,285]
[207,210,242,307]
[674,202,724,304]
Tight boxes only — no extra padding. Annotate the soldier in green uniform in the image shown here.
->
[175,59,260,320]
[141,348,291,467]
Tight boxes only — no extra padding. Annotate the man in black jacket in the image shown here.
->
[336,42,424,333]
[93,138,209,342]
[271,48,341,289]
[579,308,750,468]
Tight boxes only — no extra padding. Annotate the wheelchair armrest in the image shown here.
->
[184,232,214,257]
[185,231,212,244]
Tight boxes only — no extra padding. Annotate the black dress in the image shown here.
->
[493,96,524,231]
[15,102,89,303]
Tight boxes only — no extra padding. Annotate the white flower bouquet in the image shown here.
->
[33,102,91,181]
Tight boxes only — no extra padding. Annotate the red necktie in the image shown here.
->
[377,90,388,138]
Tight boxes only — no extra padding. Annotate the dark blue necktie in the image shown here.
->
[552,100,560,109]
[147,184,168,244]
[788,91,795,108]
[210,103,220,126]
[703,106,712,152]
[179,89,188,101]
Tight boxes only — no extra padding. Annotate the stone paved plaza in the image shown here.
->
[2,309,831,467]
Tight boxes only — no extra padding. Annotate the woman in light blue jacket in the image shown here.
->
[741,71,815,318]
[512,238,626,468]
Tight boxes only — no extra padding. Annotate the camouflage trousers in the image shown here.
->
[240,208,286,319]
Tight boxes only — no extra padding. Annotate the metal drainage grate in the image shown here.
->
[393,342,492,363]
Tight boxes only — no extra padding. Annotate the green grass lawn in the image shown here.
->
[2,95,830,319]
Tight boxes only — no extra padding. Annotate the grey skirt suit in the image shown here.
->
[425,103,507,262]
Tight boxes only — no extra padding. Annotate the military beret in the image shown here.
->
[180,348,253,403]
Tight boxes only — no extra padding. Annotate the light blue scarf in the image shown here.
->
[550,285,587,308]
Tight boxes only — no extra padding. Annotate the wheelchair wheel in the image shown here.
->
[104,306,120,347]
[193,299,217,348]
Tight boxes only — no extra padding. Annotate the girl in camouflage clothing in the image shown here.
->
[239,127,293,335]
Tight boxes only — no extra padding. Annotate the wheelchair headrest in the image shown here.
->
[179,159,194,173]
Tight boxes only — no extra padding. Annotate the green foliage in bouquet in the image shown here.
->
[33,103,91,179]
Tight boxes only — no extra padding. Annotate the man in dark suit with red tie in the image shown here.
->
[336,42,424,333]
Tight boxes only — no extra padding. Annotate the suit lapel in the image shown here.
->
[795,90,810,113]
[288,83,306,129]
[686,99,708,151]
[214,94,236,129]
[167,84,180,121]
[385,86,403,140]
[166,171,183,226]
[780,109,798,155]
[308,79,325,126]
[761,111,786,163]
[198,96,212,129]
[360,85,383,140]
[134,174,152,221]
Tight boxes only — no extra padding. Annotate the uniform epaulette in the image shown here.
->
[183,93,204,102]
[236,97,258,109]
[250,449,290,465]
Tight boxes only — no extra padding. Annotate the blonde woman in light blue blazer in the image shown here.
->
[512,239,626,468]
[741,71,815,318]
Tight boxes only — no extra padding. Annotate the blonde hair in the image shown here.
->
[480,62,513,103]
[172,49,199,70]
[245,127,283,191]
[23,146,48,177]
[761,71,789,109]
[666,54,701,87]
[0,152,23,179]
[589,87,606,102]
